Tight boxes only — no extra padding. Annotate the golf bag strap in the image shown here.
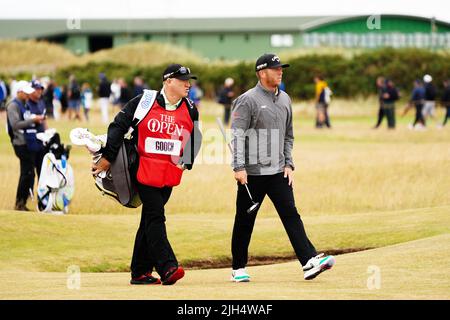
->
[128,90,158,134]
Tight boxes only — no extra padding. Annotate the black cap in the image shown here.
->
[255,53,290,71]
[162,64,197,81]
[31,80,44,90]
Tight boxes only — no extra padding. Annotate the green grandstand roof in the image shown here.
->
[0,15,449,39]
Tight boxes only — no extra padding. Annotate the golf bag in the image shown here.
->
[36,130,74,214]
[69,89,159,208]
[94,135,141,208]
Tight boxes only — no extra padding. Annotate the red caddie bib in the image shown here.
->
[136,99,194,187]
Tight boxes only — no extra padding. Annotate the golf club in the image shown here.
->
[216,117,260,214]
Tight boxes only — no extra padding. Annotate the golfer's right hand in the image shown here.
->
[234,170,247,185]
[92,157,111,176]
[32,115,45,124]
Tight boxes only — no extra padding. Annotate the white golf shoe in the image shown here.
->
[230,268,250,282]
[303,253,335,280]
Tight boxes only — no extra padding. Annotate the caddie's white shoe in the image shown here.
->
[303,253,335,280]
[230,268,250,282]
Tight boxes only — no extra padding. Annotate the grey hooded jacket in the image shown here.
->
[231,81,294,175]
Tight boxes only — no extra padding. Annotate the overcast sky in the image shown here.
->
[2,0,450,23]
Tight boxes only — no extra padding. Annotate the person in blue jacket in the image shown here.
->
[26,80,48,178]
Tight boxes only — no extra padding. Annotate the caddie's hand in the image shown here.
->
[92,157,111,176]
[284,166,294,186]
[234,170,247,185]
[32,115,45,124]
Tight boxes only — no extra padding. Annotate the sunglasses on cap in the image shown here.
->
[163,67,191,80]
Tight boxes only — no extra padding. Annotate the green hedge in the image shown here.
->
[37,48,450,100]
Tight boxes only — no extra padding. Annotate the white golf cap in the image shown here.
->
[16,80,35,94]
[225,77,234,86]
[423,74,432,83]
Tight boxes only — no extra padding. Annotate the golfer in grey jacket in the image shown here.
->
[230,53,335,282]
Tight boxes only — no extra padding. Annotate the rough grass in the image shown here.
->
[1,98,449,217]
[79,42,205,67]
[0,40,79,74]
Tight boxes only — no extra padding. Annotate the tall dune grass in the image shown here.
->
[0,40,205,75]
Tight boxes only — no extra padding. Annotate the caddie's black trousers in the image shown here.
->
[130,183,178,278]
[231,172,317,269]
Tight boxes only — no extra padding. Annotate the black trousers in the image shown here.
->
[413,104,426,126]
[384,105,396,128]
[34,148,45,179]
[443,106,450,126]
[13,145,36,207]
[231,173,317,269]
[374,106,385,128]
[130,183,177,278]
[375,104,395,128]
[223,104,231,125]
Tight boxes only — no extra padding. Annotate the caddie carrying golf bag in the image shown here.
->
[36,129,74,214]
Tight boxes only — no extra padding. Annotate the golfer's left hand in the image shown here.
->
[284,167,294,186]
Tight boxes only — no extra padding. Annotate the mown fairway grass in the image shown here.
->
[0,234,448,299]
[0,98,449,299]
[0,206,449,273]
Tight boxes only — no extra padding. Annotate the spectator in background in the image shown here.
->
[279,81,286,92]
[422,74,436,121]
[439,79,450,128]
[133,76,146,97]
[217,77,235,125]
[6,81,43,211]
[98,73,111,124]
[403,80,426,130]
[0,78,8,115]
[118,78,132,109]
[67,75,82,121]
[81,83,93,122]
[314,75,332,129]
[373,76,386,129]
[42,79,55,119]
[28,80,48,178]
[60,85,68,118]
[9,78,19,99]
[110,78,121,108]
[188,79,203,108]
[381,79,399,129]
